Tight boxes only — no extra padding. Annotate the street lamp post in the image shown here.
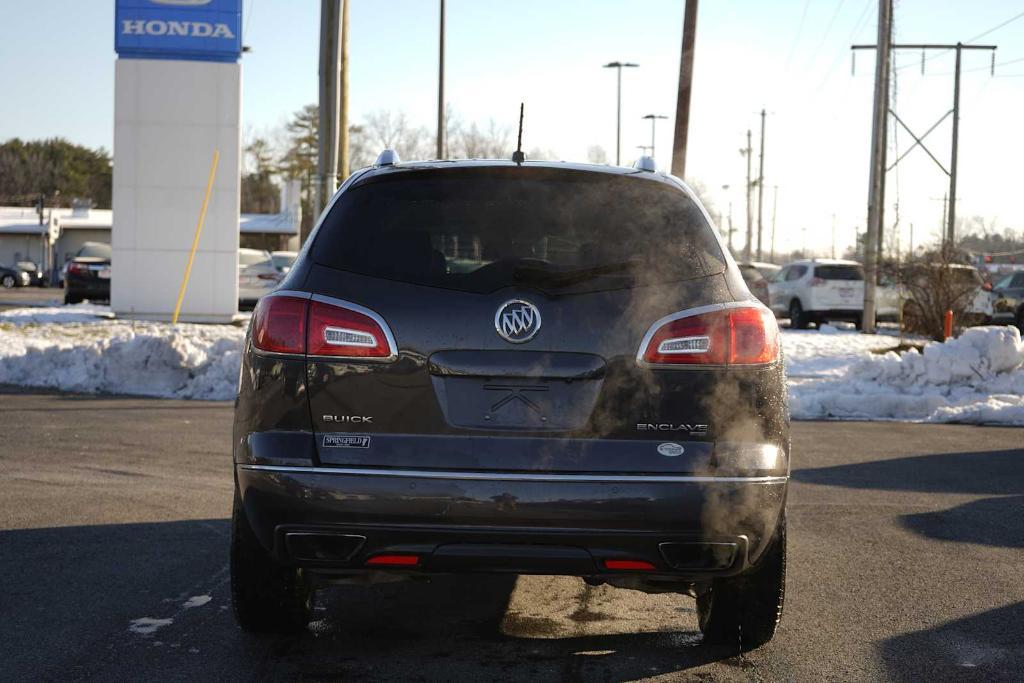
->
[603,61,639,166]
[641,114,668,160]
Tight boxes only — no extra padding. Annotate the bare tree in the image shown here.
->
[586,145,608,164]
[526,146,559,161]
[885,244,982,341]
[362,110,431,161]
[453,119,511,159]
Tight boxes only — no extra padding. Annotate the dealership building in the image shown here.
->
[0,180,300,276]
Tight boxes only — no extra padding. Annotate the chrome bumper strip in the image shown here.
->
[238,464,788,484]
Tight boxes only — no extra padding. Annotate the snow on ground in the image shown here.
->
[0,306,244,400]
[785,325,1024,426]
[1,305,1022,426]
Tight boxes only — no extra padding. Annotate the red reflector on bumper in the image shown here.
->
[603,559,656,571]
[365,554,420,567]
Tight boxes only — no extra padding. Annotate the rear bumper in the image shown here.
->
[236,464,788,579]
[65,276,110,298]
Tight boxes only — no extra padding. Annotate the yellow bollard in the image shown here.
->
[172,150,220,324]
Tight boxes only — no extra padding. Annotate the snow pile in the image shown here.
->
[0,312,245,400]
[787,326,1024,425]
[0,303,113,325]
[2,304,1023,426]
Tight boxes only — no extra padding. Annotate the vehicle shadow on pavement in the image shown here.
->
[792,447,1024,548]
[878,601,1024,682]
[795,447,1024,681]
[1,519,745,681]
[280,578,738,680]
[792,448,1024,497]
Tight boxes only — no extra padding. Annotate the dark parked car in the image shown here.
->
[1,264,30,288]
[991,271,1024,331]
[15,261,46,287]
[739,262,771,307]
[64,242,111,304]
[232,154,790,650]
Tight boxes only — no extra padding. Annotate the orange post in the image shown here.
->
[943,310,953,340]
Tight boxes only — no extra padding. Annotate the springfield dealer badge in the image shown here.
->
[322,435,371,449]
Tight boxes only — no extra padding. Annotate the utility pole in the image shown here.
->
[860,0,892,334]
[948,44,961,245]
[603,61,639,165]
[831,213,837,259]
[770,185,778,263]
[314,0,342,243]
[728,202,735,254]
[671,0,698,178]
[641,114,667,160]
[339,0,349,182]
[436,0,446,159]
[741,130,753,262]
[756,108,766,261]
[721,183,733,253]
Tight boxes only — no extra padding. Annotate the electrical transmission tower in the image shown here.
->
[852,41,998,246]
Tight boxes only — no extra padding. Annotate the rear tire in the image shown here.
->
[696,516,786,651]
[1,274,14,289]
[64,292,83,305]
[230,492,312,633]
[788,300,808,330]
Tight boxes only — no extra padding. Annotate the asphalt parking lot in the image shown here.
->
[1,389,1021,681]
[0,286,63,311]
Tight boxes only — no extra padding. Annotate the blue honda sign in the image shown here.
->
[115,0,242,63]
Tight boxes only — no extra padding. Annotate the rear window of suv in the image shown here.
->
[815,264,863,281]
[312,167,725,294]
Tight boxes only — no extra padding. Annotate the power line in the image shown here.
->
[894,8,1024,71]
[967,8,1024,42]
[785,0,812,71]
[812,0,872,94]
[807,0,847,67]
[911,55,1024,77]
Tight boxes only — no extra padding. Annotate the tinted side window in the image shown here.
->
[1013,274,1024,288]
[816,265,864,281]
[786,266,806,281]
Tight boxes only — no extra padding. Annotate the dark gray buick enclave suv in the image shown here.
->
[231,153,789,650]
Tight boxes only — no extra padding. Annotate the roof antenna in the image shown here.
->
[512,102,526,164]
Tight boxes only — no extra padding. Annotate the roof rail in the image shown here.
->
[632,156,656,172]
[374,149,400,167]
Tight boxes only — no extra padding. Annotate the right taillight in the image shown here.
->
[639,305,779,367]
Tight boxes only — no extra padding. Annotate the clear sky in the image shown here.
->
[1,1,1022,257]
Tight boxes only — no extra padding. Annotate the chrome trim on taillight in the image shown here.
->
[308,293,399,362]
[635,301,778,369]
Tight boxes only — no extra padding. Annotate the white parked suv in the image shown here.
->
[768,259,865,329]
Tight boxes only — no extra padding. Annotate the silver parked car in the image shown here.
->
[238,248,282,308]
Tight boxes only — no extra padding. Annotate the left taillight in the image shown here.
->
[639,305,780,367]
[252,295,308,354]
[252,294,396,360]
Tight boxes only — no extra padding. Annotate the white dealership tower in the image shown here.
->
[112,0,242,322]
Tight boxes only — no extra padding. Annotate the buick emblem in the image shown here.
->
[495,299,542,343]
